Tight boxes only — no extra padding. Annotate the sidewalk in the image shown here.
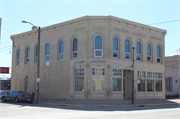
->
[36,99,180,108]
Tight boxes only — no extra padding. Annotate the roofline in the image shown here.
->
[10,15,167,40]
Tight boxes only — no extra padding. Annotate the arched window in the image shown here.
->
[125,39,130,59]
[59,40,64,60]
[17,49,21,65]
[45,43,50,66]
[147,43,151,62]
[72,38,78,59]
[136,41,141,61]
[157,45,161,63]
[94,35,103,57]
[26,47,30,64]
[35,45,38,63]
[113,37,118,58]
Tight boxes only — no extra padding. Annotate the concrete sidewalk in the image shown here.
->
[36,99,180,108]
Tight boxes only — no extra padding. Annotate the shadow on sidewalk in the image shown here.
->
[1,99,180,111]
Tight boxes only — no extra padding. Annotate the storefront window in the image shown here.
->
[75,68,84,91]
[165,77,172,92]
[155,72,162,92]
[113,68,122,91]
[137,71,145,92]
[147,72,154,92]
[92,68,105,91]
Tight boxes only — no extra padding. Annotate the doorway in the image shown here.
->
[123,70,132,99]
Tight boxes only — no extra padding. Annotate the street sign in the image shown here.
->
[130,64,135,70]
[0,67,9,73]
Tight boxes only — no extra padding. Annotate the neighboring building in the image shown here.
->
[165,55,180,96]
[10,16,167,100]
[0,79,11,90]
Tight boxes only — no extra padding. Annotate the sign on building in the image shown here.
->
[0,67,9,73]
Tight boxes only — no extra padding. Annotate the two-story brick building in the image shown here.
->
[10,16,167,100]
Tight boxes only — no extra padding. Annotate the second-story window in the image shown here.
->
[59,40,64,60]
[45,43,50,66]
[26,47,30,64]
[72,38,78,59]
[94,35,103,57]
[136,41,141,61]
[147,43,151,62]
[157,45,161,64]
[17,49,21,65]
[125,39,130,60]
[113,37,118,58]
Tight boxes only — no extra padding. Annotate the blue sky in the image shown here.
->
[0,0,179,77]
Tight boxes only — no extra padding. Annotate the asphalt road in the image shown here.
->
[0,102,180,119]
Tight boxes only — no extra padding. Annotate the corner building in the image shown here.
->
[11,16,167,100]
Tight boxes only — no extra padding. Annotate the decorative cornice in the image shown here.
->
[10,16,167,40]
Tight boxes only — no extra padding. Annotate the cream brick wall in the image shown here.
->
[11,16,166,100]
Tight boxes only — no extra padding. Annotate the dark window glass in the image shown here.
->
[113,37,118,51]
[125,39,130,52]
[95,35,102,49]
[147,43,151,56]
[73,38,77,51]
[45,43,50,55]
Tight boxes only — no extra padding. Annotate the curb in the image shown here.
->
[44,103,79,107]
[123,103,180,107]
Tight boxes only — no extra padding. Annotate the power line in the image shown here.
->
[148,20,180,25]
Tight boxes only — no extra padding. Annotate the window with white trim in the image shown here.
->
[113,68,122,91]
[137,71,145,92]
[17,49,21,65]
[92,68,105,91]
[155,72,162,92]
[147,43,151,62]
[165,77,172,92]
[136,41,141,61]
[75,68,84,91]
[125,39,130,60]
[157,45,161,64]
[147,72,154,92]
[45,43,50,66]
[59,40,64,60]
[72,38,78,59]
[26,47,30,64]
[94,35,103,57]
[113,37,118,58]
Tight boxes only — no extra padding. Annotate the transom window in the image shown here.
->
[94,35,103,57]
[75,68,84,91]
[17,49,21,65]
[92,68,105,91]
[147,43,151,62]
[136,41,141,61]
[157,45,161,64]
[113,37,118,58]
[59,40,64,60]
[72,38,78,59]
[45,43,50,66]
[125,39,130,60]
[26,47,30,64]
[113,68,122,91]
[137,71,145,92]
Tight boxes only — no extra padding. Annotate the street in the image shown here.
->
[0,102,180,119]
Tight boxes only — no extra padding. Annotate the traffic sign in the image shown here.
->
[130,64,135,70]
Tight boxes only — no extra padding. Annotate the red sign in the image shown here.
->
[130,64,135,70]
[0,67,9,73]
